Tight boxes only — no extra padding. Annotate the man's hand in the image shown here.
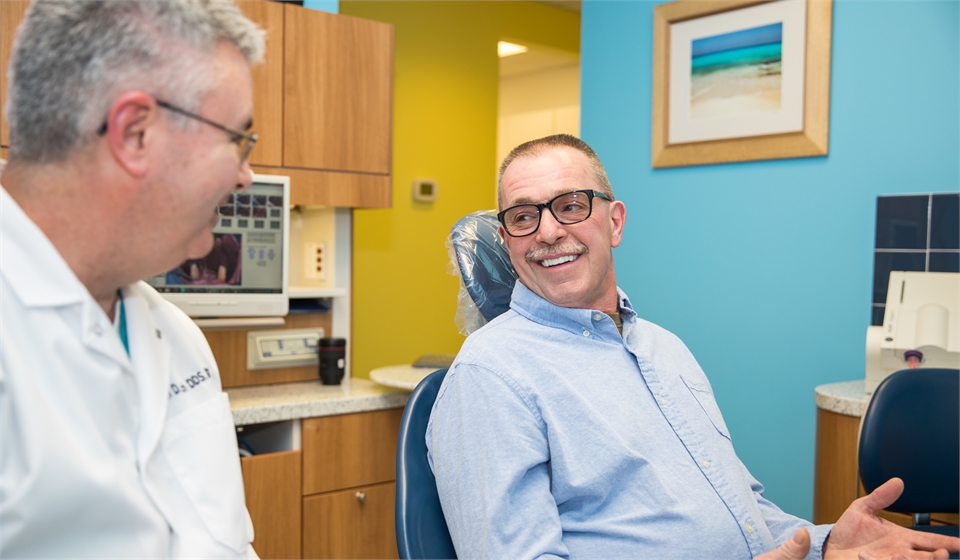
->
[756,528,811,560]
[824,478,959,560]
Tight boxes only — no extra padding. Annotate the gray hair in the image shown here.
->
[6,0,265,163]
[497,134,614,210]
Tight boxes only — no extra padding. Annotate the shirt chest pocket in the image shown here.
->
[680,374,732,441]
[161,392,251,553]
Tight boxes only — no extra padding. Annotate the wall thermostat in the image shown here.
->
[412,179,438,203]
[247,327,325,370]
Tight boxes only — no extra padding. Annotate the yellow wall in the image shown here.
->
[339,1,579,378]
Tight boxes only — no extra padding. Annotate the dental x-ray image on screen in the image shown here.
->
[146,174,290,318]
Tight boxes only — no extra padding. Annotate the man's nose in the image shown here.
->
[236,160,254,191]
[535,209,567,245]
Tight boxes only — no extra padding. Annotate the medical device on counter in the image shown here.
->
[146,174,291,317]
[865,271,959,394]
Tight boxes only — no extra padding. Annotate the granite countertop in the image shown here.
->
[226,377,409,426]
[815,380,869,417]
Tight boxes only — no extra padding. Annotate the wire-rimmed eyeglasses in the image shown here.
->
[97,98,258,164]
[497,189,611,238]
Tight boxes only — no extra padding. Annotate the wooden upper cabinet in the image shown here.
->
[1,1,30,148]
[237,0,284,167]
[0,1,394,208]
[283,7,393,174]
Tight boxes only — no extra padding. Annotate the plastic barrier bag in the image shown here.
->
[446,211,517,336]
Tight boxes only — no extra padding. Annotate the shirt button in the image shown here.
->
[659,397,666,405]
[593,313,602,321]
[702,460,710,468]
[582,330,590,337]
[746,523,754,533]
[92,323,103,336]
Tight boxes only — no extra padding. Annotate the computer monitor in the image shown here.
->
[146,174,290,318]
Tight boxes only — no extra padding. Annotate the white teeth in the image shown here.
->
[540,255,578,268]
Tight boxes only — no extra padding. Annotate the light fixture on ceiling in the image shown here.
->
[498,41,528,58]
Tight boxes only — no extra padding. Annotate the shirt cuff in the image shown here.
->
[808,523,834,560]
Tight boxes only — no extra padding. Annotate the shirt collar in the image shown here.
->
[509,281,636,338]
[1,185,89,308]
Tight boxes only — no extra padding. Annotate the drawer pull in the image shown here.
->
[355,491,367,502]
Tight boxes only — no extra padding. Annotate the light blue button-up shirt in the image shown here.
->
[427,282,831,559]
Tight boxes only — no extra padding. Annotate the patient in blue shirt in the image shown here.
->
[426,134,959,560]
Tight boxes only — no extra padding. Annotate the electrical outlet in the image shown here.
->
[303,242,327,281]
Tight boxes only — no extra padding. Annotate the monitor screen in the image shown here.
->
[147,174,290,317]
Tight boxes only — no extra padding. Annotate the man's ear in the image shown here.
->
[102,92,160,178]
[499,223,517,253]
[609,200,626,249]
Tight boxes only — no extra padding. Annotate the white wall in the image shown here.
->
[497,63,580,167]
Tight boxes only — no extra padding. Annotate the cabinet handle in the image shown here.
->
[355,491,366,502]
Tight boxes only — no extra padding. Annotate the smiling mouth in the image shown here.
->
[540,254,579,268]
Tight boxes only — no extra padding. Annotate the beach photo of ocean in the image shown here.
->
[690,22,783,119]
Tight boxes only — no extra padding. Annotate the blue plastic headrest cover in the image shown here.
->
[450,211,516,325]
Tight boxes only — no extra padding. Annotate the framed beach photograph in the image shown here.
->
[651,0,833,168]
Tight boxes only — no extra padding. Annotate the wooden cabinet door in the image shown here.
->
[282,7,393,174]
[236,0,284,167]
[813,408,861,524]
[241,450,302,560]
[302,408,402,495]
[0,0,29,148]
[302,481,399,559]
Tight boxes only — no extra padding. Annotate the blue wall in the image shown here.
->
[304,0,338,14]
[581,0,959,520]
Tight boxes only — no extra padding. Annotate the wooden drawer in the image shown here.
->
[241,450,302,559]
[302,481,398,559]
[302,408,402,495]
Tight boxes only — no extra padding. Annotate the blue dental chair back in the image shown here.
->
[858,368,959,537]
[395,368,457,559]
[449,211,516,324]
[395,212,517,558]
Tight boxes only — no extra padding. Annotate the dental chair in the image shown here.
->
[394,211,516,559]
[858,368,959,539]
[446,210,516,336]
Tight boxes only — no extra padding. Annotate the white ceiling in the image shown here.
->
[500,46,579,79]
[500,0,581,78]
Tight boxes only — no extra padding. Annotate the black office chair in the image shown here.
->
[395,368,457,559]
[858,368,959,538]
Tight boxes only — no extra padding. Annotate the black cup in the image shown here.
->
[318,338,346,385]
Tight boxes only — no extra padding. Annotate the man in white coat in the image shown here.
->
[0,0,265,556]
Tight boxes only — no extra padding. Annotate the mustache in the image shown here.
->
[525,240,588,262]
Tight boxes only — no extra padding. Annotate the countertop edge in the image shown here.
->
[227,378,410,426]
[815,379,868,417]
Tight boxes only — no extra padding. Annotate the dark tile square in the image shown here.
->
[873,251,926,303]
[875,195,929,250]
[929,252,960,273]
[871,305,886,326]
[930,194,959,249]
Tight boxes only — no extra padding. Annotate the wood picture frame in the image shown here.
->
[651,0,832,168]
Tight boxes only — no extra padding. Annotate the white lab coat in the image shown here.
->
[0,185,257,558]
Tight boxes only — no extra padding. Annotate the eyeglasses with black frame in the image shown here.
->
[498,189,612,238]
[97,98,258,164]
